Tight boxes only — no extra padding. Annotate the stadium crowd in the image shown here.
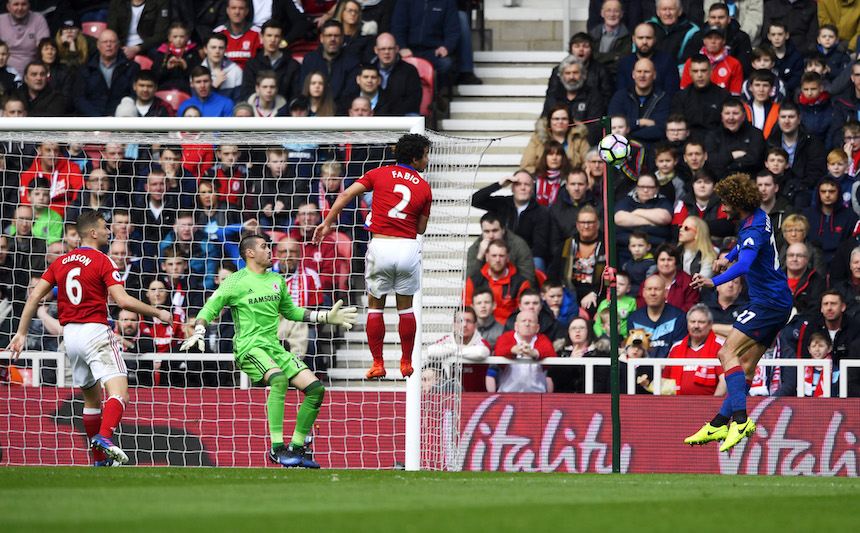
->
[1,0,860,398]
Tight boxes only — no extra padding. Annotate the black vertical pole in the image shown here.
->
[599,116,621,473]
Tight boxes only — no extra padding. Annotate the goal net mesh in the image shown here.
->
[0,121,491,469]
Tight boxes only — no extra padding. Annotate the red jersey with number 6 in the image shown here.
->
[358,164,432,239]
[41,247,123,326]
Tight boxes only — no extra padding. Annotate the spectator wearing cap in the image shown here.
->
[680,25,742,95]
[55,17,91,68]
[73,28,140,116]
[0,0,50,73]
[106,0,171,60]
[177,66,234,117]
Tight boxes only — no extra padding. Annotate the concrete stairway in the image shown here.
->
[326,6,579,388]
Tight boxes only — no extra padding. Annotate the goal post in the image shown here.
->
[0,117,492,470]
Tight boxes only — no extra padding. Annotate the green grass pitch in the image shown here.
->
[2,467,859,533]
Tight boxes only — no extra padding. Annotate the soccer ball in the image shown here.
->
[597,134,631,166]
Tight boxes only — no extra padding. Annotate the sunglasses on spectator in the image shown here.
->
[680,224,697,232]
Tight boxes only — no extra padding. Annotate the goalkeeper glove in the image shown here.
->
[180,324,206,352]
[318,299,358,329]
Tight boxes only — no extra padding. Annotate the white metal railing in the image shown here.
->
[483,356,833,397]
[839,360,860,397]
[2,352,839,397]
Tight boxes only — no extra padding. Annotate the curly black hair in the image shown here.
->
[714,173,761,214]
[395,133,431,165]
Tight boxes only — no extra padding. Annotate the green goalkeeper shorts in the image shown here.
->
[237,345,308,385]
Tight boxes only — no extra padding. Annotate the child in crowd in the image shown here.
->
[153,22,200,93]
[797,71,832,145]
[804,331,838,397]
[541,278,578,325]
[822,149,855,209]
[621,230,655,295]
[744,69,780,138]
[741,47,787,103]
[652,142,684,203]
[817,25,850,82]
[593,270,636,338]
[203,144,247,209]
[609,114,645,199]
[26,177,63,244]
[842,120,860,177]
[534,141,571,206]
[764,147,790,183]
[767,23,804,93]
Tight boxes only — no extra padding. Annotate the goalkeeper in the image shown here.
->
[182,234,357,468]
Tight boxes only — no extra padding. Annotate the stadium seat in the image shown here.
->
[401,56,434,117]
[82,22,107,39]
[287,40,317,62]
[134,55,154,70]
[535,269,547,289]
[155,90,192,112]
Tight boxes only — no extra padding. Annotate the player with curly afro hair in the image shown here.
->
[686,171,792,453]
[714,173,762,219]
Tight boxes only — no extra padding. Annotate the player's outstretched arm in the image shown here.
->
[5,279,54,361]
[108,284,173,327]
[417,214,430,235]
[313,182,368,244]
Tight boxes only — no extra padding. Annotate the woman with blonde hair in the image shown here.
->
[521,104,589,173]
[678,216,717,278]
[779,214,825,274]
[55,22,89,68]
[302,71,335,117]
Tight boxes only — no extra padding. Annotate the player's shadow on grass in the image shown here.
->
[52,394,215,466]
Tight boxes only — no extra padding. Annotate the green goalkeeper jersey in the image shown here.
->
[197,268,306,358]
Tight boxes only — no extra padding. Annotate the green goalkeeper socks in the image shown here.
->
[267,372,288,448]
[292,380,325,447]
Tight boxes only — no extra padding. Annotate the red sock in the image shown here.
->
[398,309,416,363]
[366,311,385,364]
[83,408,105,462]
[99,396,125,440]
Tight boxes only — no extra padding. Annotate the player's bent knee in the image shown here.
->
[302,380,325,409]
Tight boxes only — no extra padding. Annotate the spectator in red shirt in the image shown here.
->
[488,309,556,393]
[19,141,84,218]
[664,303,726,395]
[464,239,531,325]
[213,0,262,70]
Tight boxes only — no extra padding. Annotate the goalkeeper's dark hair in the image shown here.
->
[239,233,265,261]
[395,133,431,165]
[76,210,106,236]
[714,173,761,214]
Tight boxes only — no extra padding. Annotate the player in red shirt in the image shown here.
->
[313,133,432,379]
[6,210,173,466]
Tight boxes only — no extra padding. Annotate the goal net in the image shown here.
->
[0,117,491,470]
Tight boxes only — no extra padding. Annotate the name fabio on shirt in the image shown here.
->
[390,169,421,184]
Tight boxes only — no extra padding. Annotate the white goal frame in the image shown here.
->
[0,116,438,470]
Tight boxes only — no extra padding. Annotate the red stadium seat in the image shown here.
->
[535,269,547,289]
[401,56,434,117]
[82,22,107,39]
[134,55,154,70]
[155,90,192,112]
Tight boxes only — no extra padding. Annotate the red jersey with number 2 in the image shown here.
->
[358,164,432,239]
[42,247,123,326]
